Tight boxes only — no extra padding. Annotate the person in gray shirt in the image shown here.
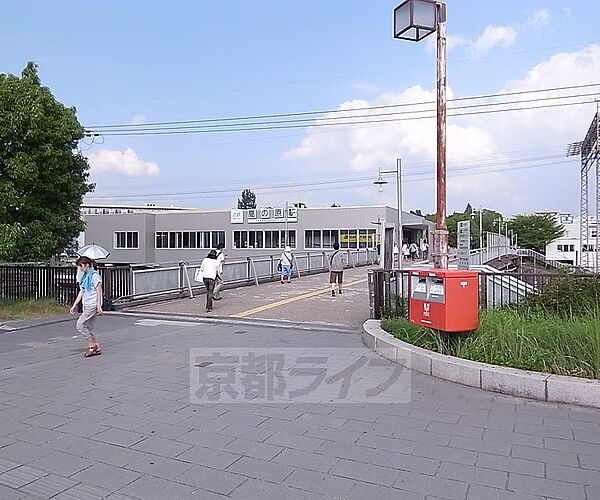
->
[329,242,346,297]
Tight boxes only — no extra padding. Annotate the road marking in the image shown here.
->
[135,319,197,327]
[231,278,368,318]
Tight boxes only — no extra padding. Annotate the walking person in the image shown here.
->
[329,242,345,296]
[69,256,103,358]
[213,242,226,301]
[421,240,429,261]
[409,241,418,261]
[279,246,293,284]
[402,242,410,262]
[199,250,219,312]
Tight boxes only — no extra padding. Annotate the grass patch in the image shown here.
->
[0,299,67,321]
[382,308,600,379]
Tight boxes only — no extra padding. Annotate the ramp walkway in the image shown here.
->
[130,267,372,330]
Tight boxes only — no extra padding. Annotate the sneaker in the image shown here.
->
[338,289,343,295]
[331,291,336,297]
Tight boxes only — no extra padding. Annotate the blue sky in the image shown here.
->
[3,0,600,215]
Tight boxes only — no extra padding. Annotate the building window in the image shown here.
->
[322,229,338,249]
[249,230,264,249]
[114,231,138,249]
[265,230,280,249]
[155,230,226,249]
[359,229,368,249]
[234,230,248,249]
[340,229,358,249]
[283,230,296,249]
[155,232,168,249]
[305,230,322,249]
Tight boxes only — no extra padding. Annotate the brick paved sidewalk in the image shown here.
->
[0,315,599,499]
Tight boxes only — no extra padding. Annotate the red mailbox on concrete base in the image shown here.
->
[409,269,479,332]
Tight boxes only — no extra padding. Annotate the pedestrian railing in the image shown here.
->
[368,268,593,320]
[126,248,378,302]
[0,264,131,305]
[0,249,378,305]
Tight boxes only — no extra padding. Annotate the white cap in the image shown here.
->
[285,246,291,252]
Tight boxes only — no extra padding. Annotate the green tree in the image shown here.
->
[0,62,92,262]
[509,214,564,254]
[237,188,257,209]
[424,207,503,248]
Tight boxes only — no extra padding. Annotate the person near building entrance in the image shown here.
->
[421,240,429,261]
[70,256,103,358]
[199,250,219,312]
[213,242,226,300]
[329,242,345,296]
[279,246,294,284]
[402,242,410,261]
[409,242,418,260]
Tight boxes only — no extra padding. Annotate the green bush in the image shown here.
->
[522,276,600,317]
[382,308,600,379]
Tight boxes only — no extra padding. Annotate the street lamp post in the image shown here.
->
[394,0,448,269]
[374,158,403,269]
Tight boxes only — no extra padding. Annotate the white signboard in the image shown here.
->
[248,207,298,224]
[457,220,470,270]
[230,210,244,224]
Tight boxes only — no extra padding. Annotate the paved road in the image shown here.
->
[132,266,372,329]
[0,315,599,499]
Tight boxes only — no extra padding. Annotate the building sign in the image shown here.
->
[230,209,244,224]
[248,207,298,224]
[560,215,574,225]
[457,220,470,270]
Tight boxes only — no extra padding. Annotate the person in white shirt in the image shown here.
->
[213,243,226,300]
[69,256,103,357]
[279,246,294,284]
[200,250,220,312]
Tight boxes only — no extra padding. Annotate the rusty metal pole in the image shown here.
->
[433,2,448,269]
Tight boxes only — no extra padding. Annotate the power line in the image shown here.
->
[92,99,597,136]
[87,82,600,131]
[87,153,576,200]
[89,91,600,134]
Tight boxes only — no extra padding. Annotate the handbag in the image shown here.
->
[194,268,203,282]
[277,262,282,272]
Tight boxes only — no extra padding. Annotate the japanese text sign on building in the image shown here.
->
[248,207,298,224]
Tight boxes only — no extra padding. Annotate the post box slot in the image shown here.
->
[428,277,445,304]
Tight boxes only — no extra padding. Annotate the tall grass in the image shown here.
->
[0,299,66,321]
[382,308,600,379]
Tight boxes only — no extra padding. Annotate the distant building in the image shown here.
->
[545,213,598,269]
[81,204,433,264]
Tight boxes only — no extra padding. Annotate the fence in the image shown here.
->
[368,268,594,320]
[0,265,132,305]
[128,248,378,301]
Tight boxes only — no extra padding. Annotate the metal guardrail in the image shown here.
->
[126,249,379,302]
[367,268,591,320]
[516,248,573,270]
[0,265,131,305]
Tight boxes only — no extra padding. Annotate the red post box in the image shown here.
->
[409,269,479,332]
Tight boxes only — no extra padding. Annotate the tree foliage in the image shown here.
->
[423,206,503,248]
[509,214,564,254]
[237,188,257,209]
[0,62,92,262]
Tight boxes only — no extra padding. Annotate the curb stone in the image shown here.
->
[363,319,600,408]
[0,314,74,332]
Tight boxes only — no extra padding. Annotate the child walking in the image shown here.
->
[70,256,103,357]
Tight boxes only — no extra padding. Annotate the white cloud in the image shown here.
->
[130,113,148,125]
[471,25,517,56]
[528,8,552,30]
[87,148,160,177]
[283,44,600,214]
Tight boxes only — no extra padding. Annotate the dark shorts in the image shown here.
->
[330,271,343,284]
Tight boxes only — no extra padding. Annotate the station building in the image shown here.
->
[81,204,433,264]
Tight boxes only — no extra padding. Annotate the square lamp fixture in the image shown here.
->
[393,0,437,41]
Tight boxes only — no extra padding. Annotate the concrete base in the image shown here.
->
[363,319,600,408]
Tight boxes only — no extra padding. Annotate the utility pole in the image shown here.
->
[433,2,448,269]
